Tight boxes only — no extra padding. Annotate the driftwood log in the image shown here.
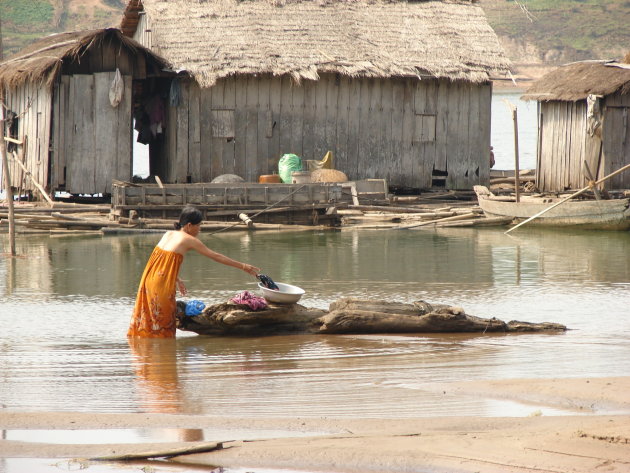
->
[177,298,566,336]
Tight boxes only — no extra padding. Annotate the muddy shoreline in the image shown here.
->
[2,376,629,473]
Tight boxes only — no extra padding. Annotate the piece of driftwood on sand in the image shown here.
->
[177,298,566,336]
[89,442,223,461]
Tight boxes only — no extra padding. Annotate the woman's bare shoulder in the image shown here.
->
[157,230,193,254]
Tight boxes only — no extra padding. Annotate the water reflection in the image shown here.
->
[491,90,537,170]
[129,338,183,413]
[0,459,316,473]
[0,228,629,417]
[2,228,629,303]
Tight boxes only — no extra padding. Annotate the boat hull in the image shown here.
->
[474,187,630,230]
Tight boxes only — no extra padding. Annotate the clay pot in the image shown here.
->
[258,174,282,183]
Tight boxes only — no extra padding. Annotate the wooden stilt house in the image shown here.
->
[522,59,630,192]
[120,0,509,191]
[0,28,171,197]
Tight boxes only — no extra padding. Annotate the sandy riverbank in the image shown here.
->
[1,376,629,472]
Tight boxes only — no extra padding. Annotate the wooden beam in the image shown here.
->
[1,127,16,254]
[11,154,54,205]
[3,136,22,145]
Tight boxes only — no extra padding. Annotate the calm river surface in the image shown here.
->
[1,227,629,419]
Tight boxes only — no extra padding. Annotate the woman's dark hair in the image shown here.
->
[174,206,203,230]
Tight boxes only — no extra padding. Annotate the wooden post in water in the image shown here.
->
[1,96,16,255]
[503,100,520,203]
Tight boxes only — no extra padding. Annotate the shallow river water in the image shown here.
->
[1,227,629,421]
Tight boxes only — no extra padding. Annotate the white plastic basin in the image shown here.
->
[258,282,305,304]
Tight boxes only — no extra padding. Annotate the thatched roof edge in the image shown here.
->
[522,60,630,102]
[0,28,170,91]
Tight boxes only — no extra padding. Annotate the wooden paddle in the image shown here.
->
[505,162,630,234]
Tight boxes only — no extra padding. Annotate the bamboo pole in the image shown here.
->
[503,100,521,203]
[505,162,630,234]
[397,212,477,229]
[1,98,16,255]
[10,152,54,205]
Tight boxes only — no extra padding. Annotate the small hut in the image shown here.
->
[0,28,171,197]
[120,0,510,191]
[522,58,630,192]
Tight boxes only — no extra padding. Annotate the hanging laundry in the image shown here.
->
[109,68,124,107]
[146,95,165,137]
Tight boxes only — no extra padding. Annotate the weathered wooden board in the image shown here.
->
[188,82,201,181]
[257,76,272,175]
[268,77,282,174]
[94,72,117,193]
[4,82,52,193]
[176,81,190,183]
[112,182,343,208]
[68,75,96,194]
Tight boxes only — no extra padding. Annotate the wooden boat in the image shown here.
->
[474,186,630,230]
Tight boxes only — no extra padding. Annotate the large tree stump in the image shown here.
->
[177,298,566,336]
[315,298,507,334]
[177,302,326,336]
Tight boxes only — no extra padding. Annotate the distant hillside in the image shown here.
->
[479,0,630,83]
[1,0,628,82]
[0,0,124,59]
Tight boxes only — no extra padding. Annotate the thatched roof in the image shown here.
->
[522,60,630,102]
[120,0,510,88]
[0,28,170,90]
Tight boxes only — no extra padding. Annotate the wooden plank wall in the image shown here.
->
[51,77,69,190]
[2,33,162,198]
[134,13,153,51]
[602,92,630,189]
[537,98,630,192]
[164,74,492,190]
[62,72,132,194]
[538,102,581,191]
[3,82,52,193]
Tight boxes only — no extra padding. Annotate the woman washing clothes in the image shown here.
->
[128,206,260,338]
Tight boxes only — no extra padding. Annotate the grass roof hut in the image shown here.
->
[0,28,171,197]
[522,58,630,192]
[121,0,509,190]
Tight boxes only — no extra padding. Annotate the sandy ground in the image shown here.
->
[1,377,629,473]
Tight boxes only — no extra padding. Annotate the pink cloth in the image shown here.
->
[230,291,268,311]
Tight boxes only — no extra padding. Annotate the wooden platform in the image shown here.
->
[111,182,344,225]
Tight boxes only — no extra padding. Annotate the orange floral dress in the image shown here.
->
[128,246,184,338]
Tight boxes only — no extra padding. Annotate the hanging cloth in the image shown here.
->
[586,94,602,137]
[109,68,124,107]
